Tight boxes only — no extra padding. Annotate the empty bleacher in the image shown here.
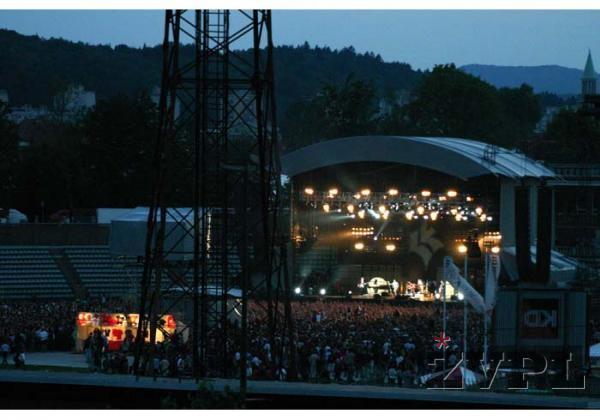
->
[64,246,142,297]
[0,246,73,299]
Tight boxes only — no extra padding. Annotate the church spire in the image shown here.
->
[582,49,597,96]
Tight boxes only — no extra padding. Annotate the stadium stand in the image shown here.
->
[0,246,73,299]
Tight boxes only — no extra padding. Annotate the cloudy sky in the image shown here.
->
[0,10,599,70]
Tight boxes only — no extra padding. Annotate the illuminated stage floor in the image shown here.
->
[0,353,599,409]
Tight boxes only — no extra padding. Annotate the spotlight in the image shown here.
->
[319,288,326,296]
[323,203,330,212]
[388,188,399,196]
[382,211,389,220]
[405,210,414,221]
[421,190,431,197]
[348,290,352,295]
[361,188,371,196]
[439,196,447,201]
[378,205,386,214]
[475,207,483,215]
[358,209,366,219]
[458,292,464,301]
[385,243,396,252]
[450,208,458,215]
[466,196,474,202]
[347,204,355,213]
[455,214,462,222]
[417,206,425,215]
[486,216,493,221]
[447,190,457,198]
[430,211,439,221]
[354,242,365,251]
[353,193,361,199]
[491,246,501,254]
[457,244,468,254]
[480,214,487,222]
[435,292,441,300]
[328,188,338,196]
[304,187,314,195]
[294,287,301,295]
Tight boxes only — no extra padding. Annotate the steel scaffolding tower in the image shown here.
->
[133,10,294,388]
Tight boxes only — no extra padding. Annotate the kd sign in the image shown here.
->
[523,310,557,328]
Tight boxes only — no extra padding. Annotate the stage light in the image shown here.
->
[447,190,457,198]
[417,206,425,215]
[353,193,361,199]
[435,292,441,300]
[491,246,501,254]
[455,214,462,222]
[354,242,365,251]
[421,190,431,197]
[480,214,487,222]
[405,210,414,221]
[487,216,493,221]
[382,211,389,220]
[323,203,330,212]
[466,196,474,202]
[361,188,371,196]
[328,188,338,196]
[347,204,355,213]
[378,204,386,214]
[475,207,483,216]
[385,243,396,252]
[358,209,365,219]
[348,290,352,295]
[388,188,399,196]
[439,196,447,201]
[294,287,301,295]
[458,292,464,301]
[319,288,326,296]
[304,187,314,195]
[457,244,468,254]
[450,208,458,215]
[430,211,439,221]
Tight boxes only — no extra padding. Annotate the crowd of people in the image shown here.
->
[1,296,599,388]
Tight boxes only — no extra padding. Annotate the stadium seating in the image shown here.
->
[0,246,73,299]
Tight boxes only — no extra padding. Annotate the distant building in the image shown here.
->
[53,84,96,117]
[582,49,597,96]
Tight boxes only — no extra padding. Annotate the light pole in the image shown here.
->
[458,243,468,387]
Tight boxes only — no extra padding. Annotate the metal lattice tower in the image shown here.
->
[133,10,294,387]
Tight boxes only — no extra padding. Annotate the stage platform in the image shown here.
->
[1,353,599,408]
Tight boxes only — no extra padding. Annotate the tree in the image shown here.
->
[281,76,379,150]
[0,100,19,210]
[543,109,600,162]
[399,65,540,148]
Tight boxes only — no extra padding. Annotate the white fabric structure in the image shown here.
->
[109,207,200,259]
[590,343,600,359]
[443,256,487,314]
[281,136,555,180]
[501,246,579,287]
[419,367,485,387]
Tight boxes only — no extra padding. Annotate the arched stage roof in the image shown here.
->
[281,136,554,180]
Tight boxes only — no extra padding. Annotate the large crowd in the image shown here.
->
[1,297,599,387]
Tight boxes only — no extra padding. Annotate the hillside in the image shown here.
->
[461,63,588,95]
[0,29,421,113]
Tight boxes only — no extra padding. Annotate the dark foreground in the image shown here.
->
[0,370,599,409]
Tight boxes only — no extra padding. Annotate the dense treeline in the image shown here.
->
[283,64,542,150]
[1,30,598,220]
[0,30,420,115]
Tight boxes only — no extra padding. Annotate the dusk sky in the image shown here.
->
[0,10,599,70]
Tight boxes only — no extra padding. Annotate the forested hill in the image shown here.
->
[0,29,421,112]
[460,63,586,95]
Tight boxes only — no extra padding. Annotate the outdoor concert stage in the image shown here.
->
[0,352,598,409]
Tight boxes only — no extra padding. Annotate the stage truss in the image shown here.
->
[133,10,295,390]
